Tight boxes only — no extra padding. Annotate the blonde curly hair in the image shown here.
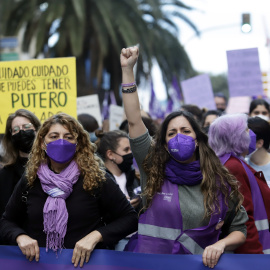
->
[26,113,106,191]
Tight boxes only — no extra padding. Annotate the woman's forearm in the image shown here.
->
[220,231,246,251]
[121,47,147,138]
[122,68,141,127]
[202,231,246,268]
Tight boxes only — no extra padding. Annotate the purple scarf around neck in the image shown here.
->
[165,158,203,185]
[37,160,80,252]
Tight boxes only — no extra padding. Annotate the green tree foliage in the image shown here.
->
[209,73,229,98]
[1,0,198,102]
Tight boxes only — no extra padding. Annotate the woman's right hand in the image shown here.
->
[16,234,40,262]
[120,47,139,71]
[121,45,146,138]
[130,197,141,208]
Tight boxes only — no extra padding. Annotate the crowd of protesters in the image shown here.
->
[0,46,269,268]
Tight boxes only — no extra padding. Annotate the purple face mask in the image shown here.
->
[167,133,196,162]
[45,139,76,164]
[248,129,257,154]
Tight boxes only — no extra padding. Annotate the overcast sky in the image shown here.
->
[177,0,270,74]
[139,0,270,106]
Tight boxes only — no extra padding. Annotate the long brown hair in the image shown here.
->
[26,113,106,191]
[143,111,243,218]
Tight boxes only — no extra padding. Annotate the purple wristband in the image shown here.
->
[121,82,136,87]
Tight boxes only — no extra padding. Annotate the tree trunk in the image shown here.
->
[76,55,93,97]
[111,52,121,105]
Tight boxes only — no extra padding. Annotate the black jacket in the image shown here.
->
[0,157,28,217]
[0,172,138,249]
[106,168,142,212]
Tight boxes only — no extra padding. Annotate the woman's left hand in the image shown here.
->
[202,241,225,268]
[72,230,103,268]
[130,197,141,208]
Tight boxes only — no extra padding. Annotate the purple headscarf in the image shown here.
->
[165,158,203,185]
[37,160,80,252]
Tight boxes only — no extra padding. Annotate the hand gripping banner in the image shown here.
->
[0,246,269,270]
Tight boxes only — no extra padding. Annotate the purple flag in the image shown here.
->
[167,77,182,113]
[227,48,263,97]
[171,77,182,101]
[149,81,165,119]
[165,97,174,115]
[181,74,216,110]
[101,90,117,120]
[101,91,110,120]
[109,90,117,105]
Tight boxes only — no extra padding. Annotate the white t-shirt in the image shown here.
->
[246,157,270,188]
[114,173,129,197]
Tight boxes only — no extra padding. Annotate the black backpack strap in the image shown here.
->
[20,173,30,204]
[219,200,237,239]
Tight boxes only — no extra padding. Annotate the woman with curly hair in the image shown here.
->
[120,46,248,268]
[0,113,137,267]
[208,113,270,254]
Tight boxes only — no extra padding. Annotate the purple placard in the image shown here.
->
[226,96,251,114]
[181,74,216,110]
[227,48,263,97]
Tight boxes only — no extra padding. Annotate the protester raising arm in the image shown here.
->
[120,47,150,208]
[121,47,147,138]
[121,48,248,268]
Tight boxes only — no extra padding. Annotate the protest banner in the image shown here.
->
[0,246,269,270]
[227,48,264,97]
[0,57,77,133]
[77,94,102,126]
[109,104,124,131]
[181,74,216,110]
[226,96,252,114]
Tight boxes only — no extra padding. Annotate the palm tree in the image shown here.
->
[1,0,198,102]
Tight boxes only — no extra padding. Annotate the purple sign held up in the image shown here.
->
[181,74,216,110]
[227,48,263,97]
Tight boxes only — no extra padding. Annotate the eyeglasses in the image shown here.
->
[11,123,34,135]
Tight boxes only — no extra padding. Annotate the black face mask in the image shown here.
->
[217,108,225,112]
[11,129,36,153]
[116,152,134,173]
[203,125,210,134]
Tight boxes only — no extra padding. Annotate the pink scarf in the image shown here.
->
[37,160,80,252]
